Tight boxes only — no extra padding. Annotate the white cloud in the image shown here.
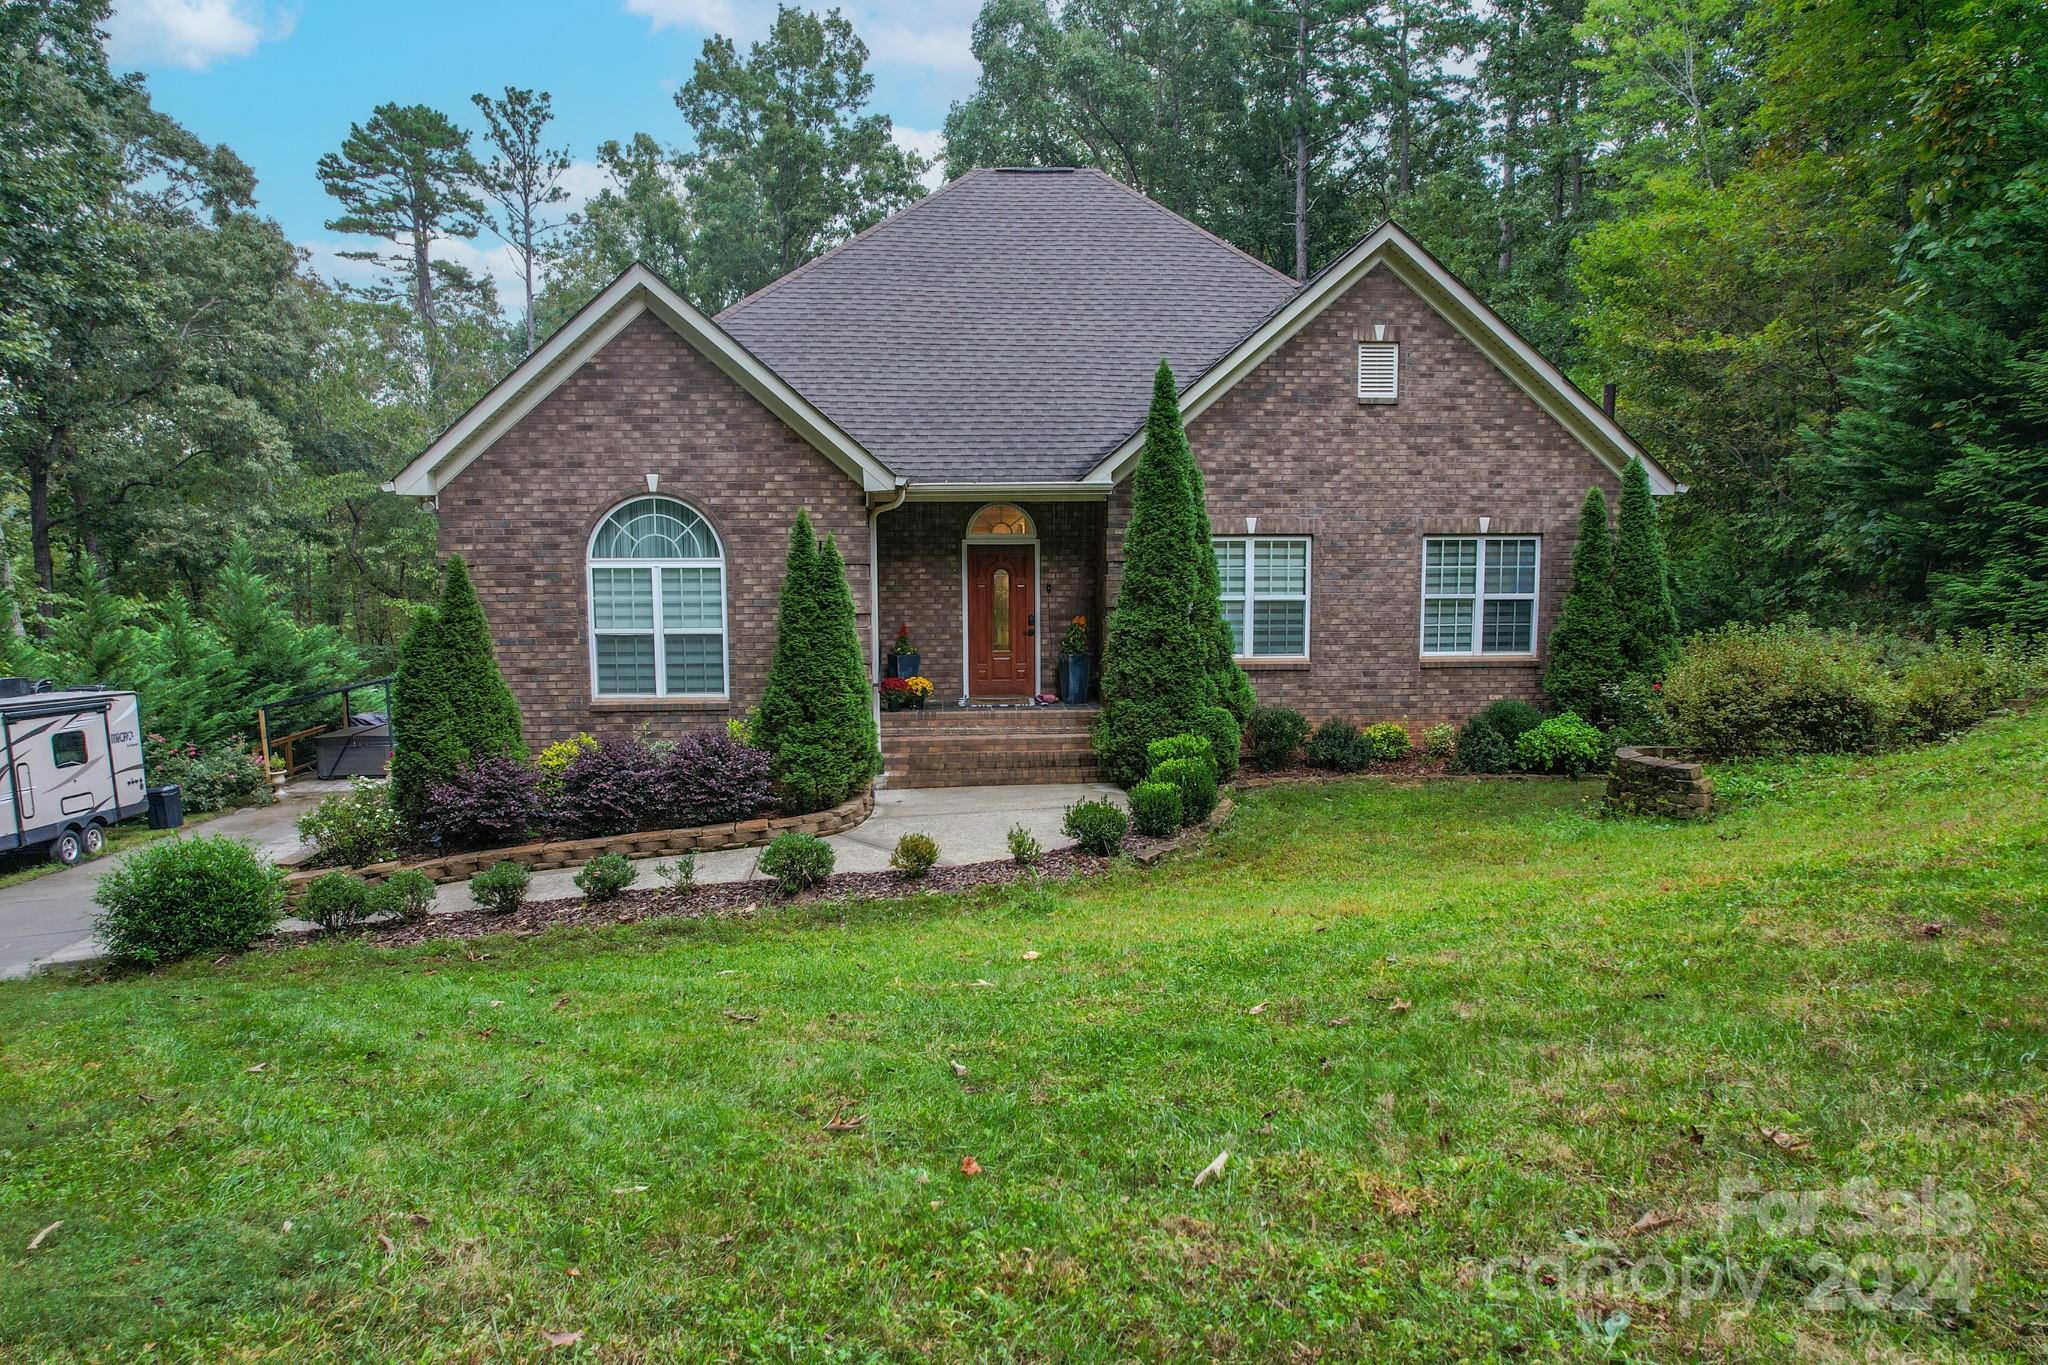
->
[300,236,530,315]
[104,0,296,71]
[893,126,947,188]
[624,0,978,80]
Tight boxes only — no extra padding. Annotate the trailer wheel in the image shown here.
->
[82,822,107,857]
[51,828,85,866]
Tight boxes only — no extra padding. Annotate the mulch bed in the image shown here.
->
[301,830,1192,951]
[1234,755,1450,787]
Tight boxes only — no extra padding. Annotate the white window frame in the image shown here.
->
[1214,536,1312,660]
[1419,535,1541,658]
[586,498,731,699]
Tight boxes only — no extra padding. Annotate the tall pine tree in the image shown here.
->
[755,511,880,813]
[1612,456,1679,676]
[1543,487,1625,720]
[1095,362,1223,786]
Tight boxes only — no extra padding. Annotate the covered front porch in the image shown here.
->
[872,496,1107,706]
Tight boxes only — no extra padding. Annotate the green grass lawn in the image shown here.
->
[3,713,2044,1362]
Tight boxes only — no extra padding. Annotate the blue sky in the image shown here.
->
[105,0,977,301]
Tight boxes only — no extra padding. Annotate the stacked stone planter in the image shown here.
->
[1606,747,1714,819]
[286,789,874,895]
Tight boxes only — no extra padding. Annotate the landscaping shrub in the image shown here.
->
[1096,362,1230,786]
[1305,720,1371,772]
[655,854,698,893]
[535,733,598,794]
[1245,705,1310,770]
[1361,722,1412,762]
[301,872,373,931]
[759,832,834,895]
[890,832,939,877]
[574,852,638,901]
[297,778,402,867]
[1192,705,1242,782]
[1420,723,1458,761]
[550,734,665,836]
[1892,633,2043,744]
[469,860,531,914]
[92,835,283,966]
[389,555,526,833]
[1147,733,1213,770]
[1007,824,1042,867]
[1514,713,1608,774]
[1597,676,1672,750]
[654,731,773,828]
[144,735,266,814]
[421,757,545,850]
[1450,700,1547,774]
[1128,780,1183,836]
[755,513,881,814]
[1544,487,1625,722]
[1657,623,1896,756]
[1062,798,1129,856]
[1151,756,1217,824]
[373,869,437,922]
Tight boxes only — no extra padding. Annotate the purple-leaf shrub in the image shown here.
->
[550,734,665,837]
[654,732,773,828]
[421,758,545,850]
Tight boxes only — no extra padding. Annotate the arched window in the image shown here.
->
[967,503,1034,537]
[587,497,727,697]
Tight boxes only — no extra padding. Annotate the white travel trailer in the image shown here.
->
[0,686,148,865]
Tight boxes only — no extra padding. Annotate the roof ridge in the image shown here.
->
[716,168,990,321]
[1073,167,1301,288]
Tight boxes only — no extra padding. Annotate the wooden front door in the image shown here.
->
[966,544,1034,696]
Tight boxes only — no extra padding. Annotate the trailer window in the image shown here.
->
[52,732,87,768]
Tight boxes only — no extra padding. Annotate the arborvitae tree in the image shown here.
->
[1611,456,1680,677]
[1544,487,1625,721]
[1095,362,1217,786]
[1175,369,1256,726]
[388,555,524,832]
[755,512,881,813]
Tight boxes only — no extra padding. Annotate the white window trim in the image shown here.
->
[1215,536,1312,660]
[1418,535,1541,658]
[958,504,1041,700]
[586,499,731,700]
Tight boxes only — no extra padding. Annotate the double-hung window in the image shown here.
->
[1421,536,1539,656]
[1214,537,1311,658]
[588,497,728,697]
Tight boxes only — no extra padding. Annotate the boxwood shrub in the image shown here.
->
[759,832,835,895]
[1245,706,1310,770]
[1451,700,1547,774]
[469,860,531,914]
[92,835,284,966]
[1150,756,1217,824]
[1305,720,1371,773]
[1128,780,1183,837]
[1061,798,1129,856]
[301,872,373,931]
[374,869,438,922]
[1191,706,1242,782]
[574,852,638,901]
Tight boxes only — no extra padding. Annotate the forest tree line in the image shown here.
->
[0,0,2041,747]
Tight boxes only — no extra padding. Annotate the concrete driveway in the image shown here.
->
[0,787,331,979]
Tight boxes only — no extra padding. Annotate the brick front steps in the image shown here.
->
[882,704,1101,788]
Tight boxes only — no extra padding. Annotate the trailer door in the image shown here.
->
[13,752,32,822]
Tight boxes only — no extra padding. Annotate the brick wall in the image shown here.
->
[436,311,871,749]
[1107,266,1625,730]
[877,500,1106,700]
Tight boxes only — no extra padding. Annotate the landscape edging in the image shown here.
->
[285,789,875,894]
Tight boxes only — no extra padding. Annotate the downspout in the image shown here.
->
[868,481,910,739]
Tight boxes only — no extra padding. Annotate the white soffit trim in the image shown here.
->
[386,263,898,498]
[901,482,1110,503]
[1084,223,1679,496]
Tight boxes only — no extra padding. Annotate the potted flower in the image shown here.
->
[1057,615,1091,703]
[880,675,933,711]
[889,623,921,680]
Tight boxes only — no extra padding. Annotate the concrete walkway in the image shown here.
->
[0,783,343,980]
[0,781,1124,972]
[434,781,1122,912]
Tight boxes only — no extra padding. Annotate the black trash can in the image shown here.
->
[146,784,184,830]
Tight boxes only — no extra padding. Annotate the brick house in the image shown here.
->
[390,168,1675,783]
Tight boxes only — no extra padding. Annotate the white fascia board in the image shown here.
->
[1084,224,1679,496]
[901,482,1110,503]
[386,263,897,498]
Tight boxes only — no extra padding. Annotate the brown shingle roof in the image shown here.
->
[716,167,1300,483]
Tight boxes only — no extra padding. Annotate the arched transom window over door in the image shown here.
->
[967,503,1034,537]
[587,497,727,697]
